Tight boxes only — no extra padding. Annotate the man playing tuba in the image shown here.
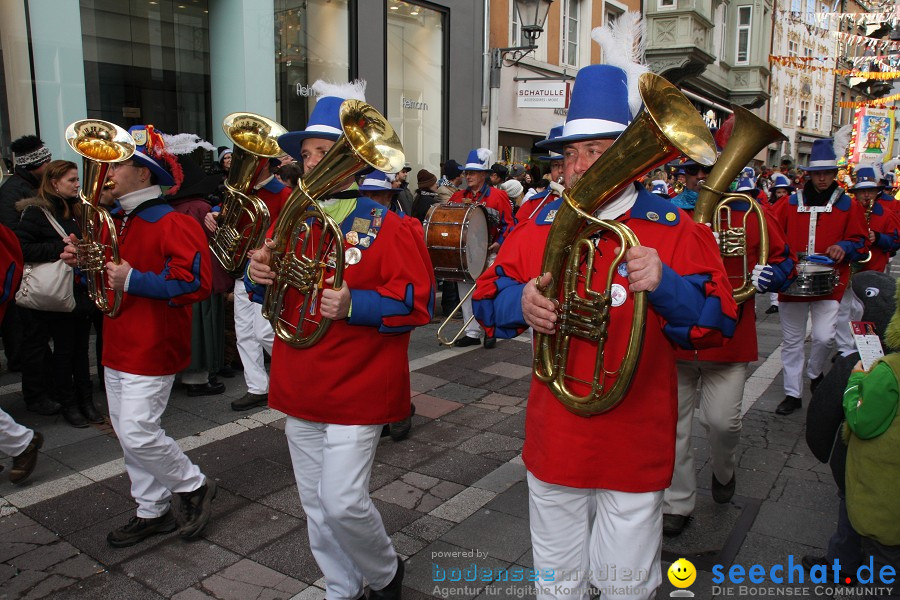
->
[472,17,738,600]
[245,80,434,600]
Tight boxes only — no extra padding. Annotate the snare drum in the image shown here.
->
[782,262,839,297]
[423,203,489,282]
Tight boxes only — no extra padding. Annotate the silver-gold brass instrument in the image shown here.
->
[65,119,136,318]
[210,113,287,276]
[693,105,785,304]
[261,100,404,348]
[533,72,717,417]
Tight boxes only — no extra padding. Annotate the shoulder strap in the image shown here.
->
[38,207,70,241]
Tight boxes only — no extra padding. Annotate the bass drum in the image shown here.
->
[423,203,489,283]
[782,262,839,297]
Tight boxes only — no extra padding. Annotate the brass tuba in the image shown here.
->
[261,100,404,348]
[693,105,786,303]
[533,72,717,416]
[210,113,288,276]
[65,119,136,318]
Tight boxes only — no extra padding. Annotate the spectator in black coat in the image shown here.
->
[411,169,440,223]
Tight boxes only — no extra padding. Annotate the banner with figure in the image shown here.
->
[851,107,895,164]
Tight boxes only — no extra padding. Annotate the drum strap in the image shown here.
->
[797,188,842,254]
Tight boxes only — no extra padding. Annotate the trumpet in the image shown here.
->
[533,73,717,416]
[65,119,136,317]
[261,100,404,348]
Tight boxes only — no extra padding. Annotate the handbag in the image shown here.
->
[14,207,76,312]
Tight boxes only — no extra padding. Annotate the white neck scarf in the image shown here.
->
[118,186,162,214]
[594,184,638,221]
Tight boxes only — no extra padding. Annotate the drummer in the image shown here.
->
[771,139,868,415]
[448,148,514,349]
[833,165,900,357]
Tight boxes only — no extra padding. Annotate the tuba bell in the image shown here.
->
[210,113,288,276]
[65,119,136,318]
[693,105,786,303]
[533,72,717,416]
[261,99,404,348]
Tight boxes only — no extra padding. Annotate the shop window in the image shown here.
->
[274,0,351,133]
[80,0,211,139]
[387,2,445,177]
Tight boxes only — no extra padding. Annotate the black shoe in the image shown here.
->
[776,395,802,415]
[810,374,824,393]
[186,379,226,397]
[230,392,268,411]
[10,431,43,484]
[712,473,736,504]
[765,305,779,314]
[381,425,391,437]
[79,400,105,424]
[178,479,217,539]
[370,557,404,600]
[483,336,497,349]
[61,404,90,429]
[390,404,416,442]
[217,366,237,378]
[106,511,178,548]
[662,513,689,537]
[26,398,61,416]
[454,336,481,348]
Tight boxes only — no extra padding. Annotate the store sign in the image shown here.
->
[516,81,568,108]
[296,83,319,97]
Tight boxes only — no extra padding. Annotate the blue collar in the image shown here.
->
[627,185,681,226]
[261,178,286,194]
[113,197,172,223]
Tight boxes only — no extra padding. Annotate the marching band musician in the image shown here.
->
[833,166,900,357]
[448,148,514,349]
[471,37,739,600]
[662,145,795,536]
[772,139,868,416]
[245,80,434,600]
[516,125,565,223]
[60,133,217,548]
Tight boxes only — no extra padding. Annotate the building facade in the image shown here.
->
[0,0,485,179]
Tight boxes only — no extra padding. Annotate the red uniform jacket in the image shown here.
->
[676,202,794,363]
[104,199,212,375]
[857,196,900,273]
[472,186,738,491]
[772,184,868,302]
[247,196,435,425]
[0,224,22,322]
[449,184,515,244]
[515,190,559,224]
[257,177,291,223]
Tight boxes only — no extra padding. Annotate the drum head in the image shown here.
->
[464,206,489,280]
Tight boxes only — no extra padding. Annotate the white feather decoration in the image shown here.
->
[883,158,899,173]
[311,79,367,102]
[832,124,853,160]
[159,133,216,156]
[591,12,649,117]
[475,148,493,168]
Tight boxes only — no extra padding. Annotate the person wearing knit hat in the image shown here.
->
[247,79,433,600]
[217,146,232,175]
[437,159,463,203]
[771,133,869,416]
[411,169,440,223]
[473,14,737,599]
[60,124,217,549]
[500,178,524,206]
[447,148,514,349]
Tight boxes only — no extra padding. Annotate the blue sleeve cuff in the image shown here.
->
[837,239,865,261]
[243,271,266,304]
[647,264,705,325]
[347,289,381,327]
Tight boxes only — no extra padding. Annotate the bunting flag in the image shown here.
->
[833,69,900,79]
[839,93,900,108]
[832,30,900,52]
[850,106,895,164]
[768,55,832,70]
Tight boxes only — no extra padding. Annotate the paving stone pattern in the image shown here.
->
[0,310,848,598]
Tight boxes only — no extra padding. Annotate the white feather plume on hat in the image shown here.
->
[311,79,367,102]
[832,124,853,161]
[590,12,649,118]
[476,148,493,167]
[159,133,217,156]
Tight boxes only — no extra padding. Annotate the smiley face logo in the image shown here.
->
[667,558,696,588]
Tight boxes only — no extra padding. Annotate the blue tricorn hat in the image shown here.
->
[770,172,794,190]
[850,166,885,191]
[358,170,398,193]
[650,180,669,197]
[130,150,175,187]
[535,66,631,153]
[537,125,565,161]
[803,139,839,172]
[735,177,755,192]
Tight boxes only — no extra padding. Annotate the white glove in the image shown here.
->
[548,180,565,196]
[751,264,776,293]
[703,223,720,246]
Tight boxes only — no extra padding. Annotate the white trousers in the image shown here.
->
[0,407,32,457]
[769,292,779,307]
[234,279,275,395]
[664,361,746,516]
[527,472,661,600]
[457,281,482,339]
[285,418,397,600]
[105,368,205,518]
[779,300,840,398]
[834,286,863,356]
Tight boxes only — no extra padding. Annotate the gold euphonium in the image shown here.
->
[211,113,288,276]
[693,105,786,303]
[65,119,136,318]
[261,99,404,348]
[533,72,717,416]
